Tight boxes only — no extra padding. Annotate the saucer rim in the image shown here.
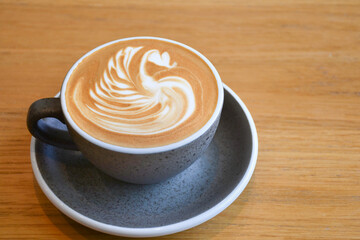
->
[30,83,258,238]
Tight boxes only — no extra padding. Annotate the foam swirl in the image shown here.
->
[81,46,197,135]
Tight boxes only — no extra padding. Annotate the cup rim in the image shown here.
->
[60,36,224,154]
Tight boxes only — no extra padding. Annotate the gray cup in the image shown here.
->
[27,37,224,184]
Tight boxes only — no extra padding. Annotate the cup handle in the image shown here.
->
[27,98,78,150]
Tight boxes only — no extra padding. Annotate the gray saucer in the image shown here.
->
[31,84,258,237]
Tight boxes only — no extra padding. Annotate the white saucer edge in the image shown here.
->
[30,83,258,238]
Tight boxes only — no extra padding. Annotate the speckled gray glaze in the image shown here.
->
[67,115,220,184]
[34,88,253,228]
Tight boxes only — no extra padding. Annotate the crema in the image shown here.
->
[65,39,218,148]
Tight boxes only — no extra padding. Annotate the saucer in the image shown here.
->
[30,84,258,237]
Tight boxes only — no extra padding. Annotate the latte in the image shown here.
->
[65,38,219,148]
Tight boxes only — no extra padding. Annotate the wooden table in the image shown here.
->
[1,0,359,239]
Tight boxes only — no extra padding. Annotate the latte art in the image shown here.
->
[84,46,196,135]
[65,38,219,148]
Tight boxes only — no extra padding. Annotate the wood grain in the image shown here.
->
[0,0,359,239]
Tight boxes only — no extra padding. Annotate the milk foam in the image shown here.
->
[74,46,196,135]
[66,39,219,148]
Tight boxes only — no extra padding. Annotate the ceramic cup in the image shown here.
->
[26,37,224,184]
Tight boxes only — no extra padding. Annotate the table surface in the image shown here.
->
[1,0,359,239]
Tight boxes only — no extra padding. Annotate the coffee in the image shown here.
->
[65,38,219,148]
